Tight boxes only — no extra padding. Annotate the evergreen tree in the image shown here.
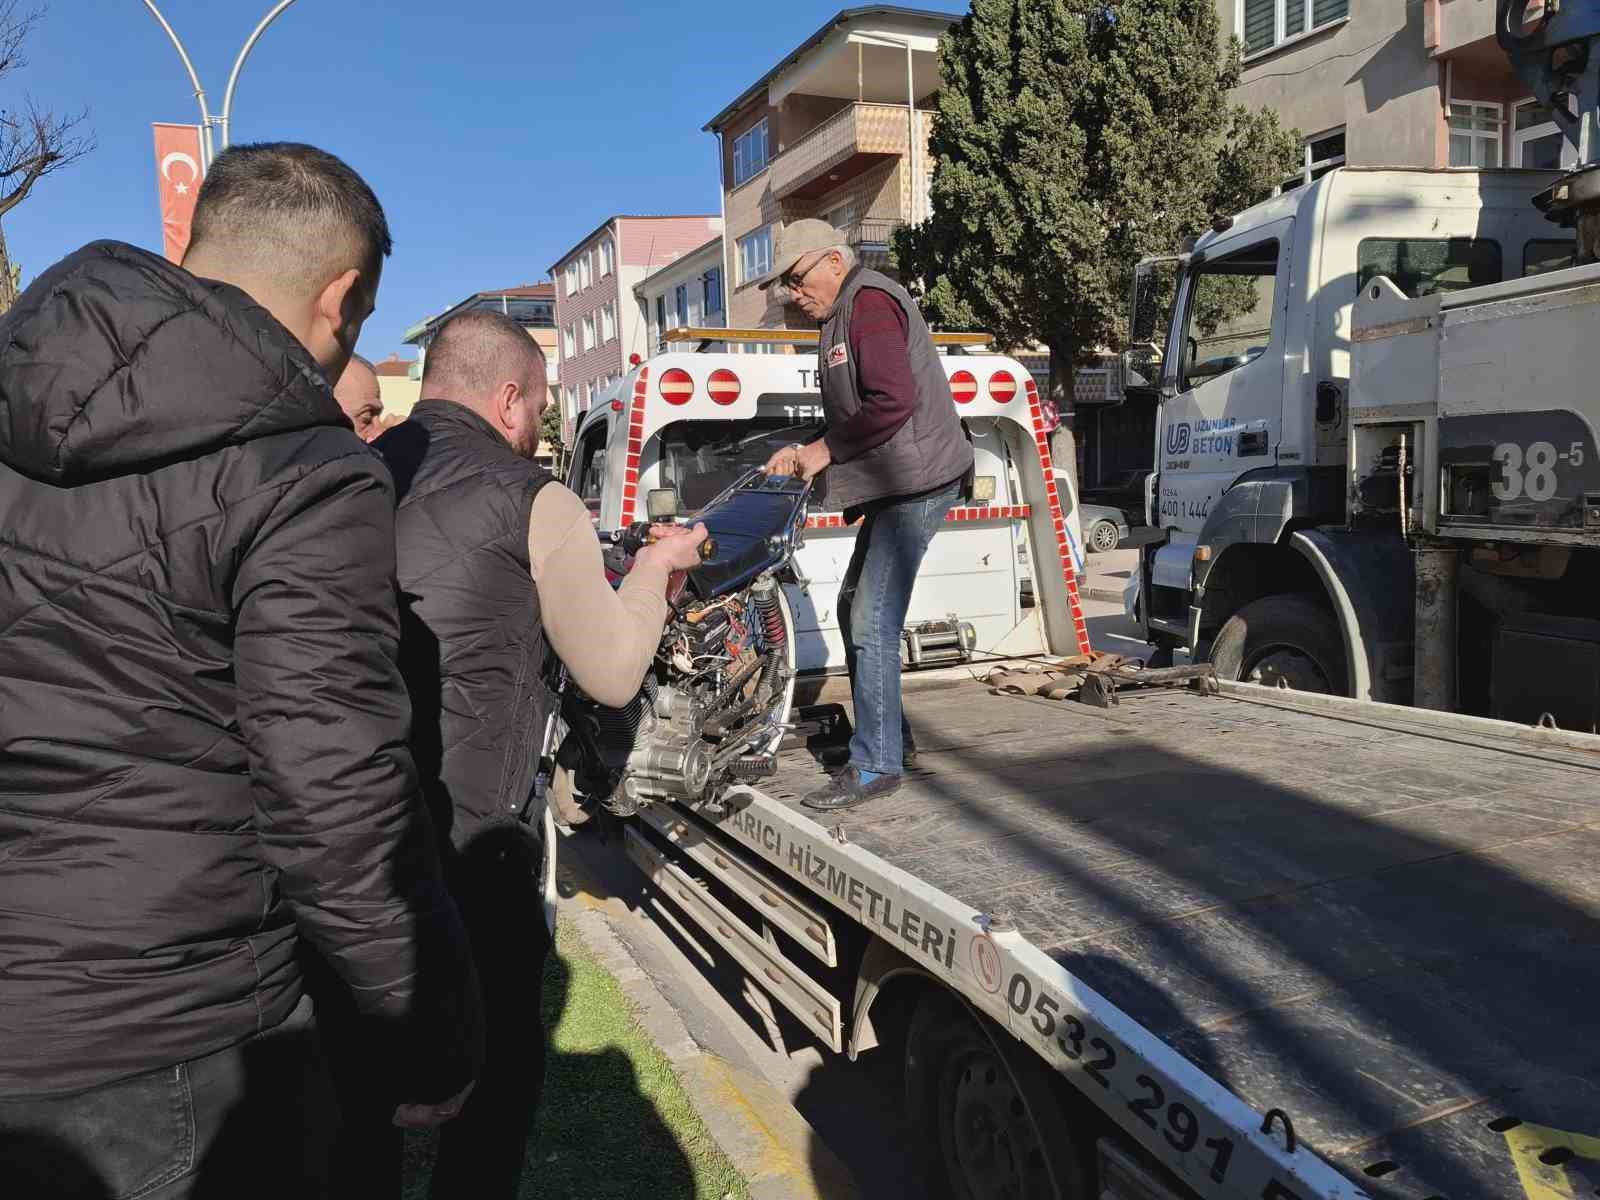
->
[894,0,1297,480]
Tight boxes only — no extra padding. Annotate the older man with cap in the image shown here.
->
[761,220,973,811]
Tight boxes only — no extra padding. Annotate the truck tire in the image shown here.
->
[1208,593,1348,696]
[905,991,1091,1200]
[1088,519,1120,554]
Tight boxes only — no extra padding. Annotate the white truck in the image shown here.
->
[565,328,1095,672]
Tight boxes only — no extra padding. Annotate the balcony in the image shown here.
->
[770,102,932,202]
[1434,0,1495,58]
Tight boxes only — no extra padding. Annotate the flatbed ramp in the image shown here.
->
[706,680,1600,1200]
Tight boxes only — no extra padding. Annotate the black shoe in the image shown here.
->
[802,766,902,811]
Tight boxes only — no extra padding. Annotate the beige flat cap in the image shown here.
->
[755,218,849,290]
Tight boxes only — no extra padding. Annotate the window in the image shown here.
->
[655,295,667,346]
[704,268,723,316]
[563,324,576,357]
[738,226,773,285]
[674,283,689,327]
[659,416,829,513]
[571,419,610,515]
[579,254,592,290]
[1513,100,1572,170]
[599,238,615,276]
[1280,128,1345,192]
[1357,239,1501,298]
[1524,239,1576,276]
[732,118,770,187]
[601,301,616,343]
[1449,101,1503,168]
[1241,0,1347,57]
[564,263,578,295]
[582,314,596,351]
[1179,239,1279,390]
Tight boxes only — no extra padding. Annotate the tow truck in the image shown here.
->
[565,327,1093,674]
[549,12,1600,1186]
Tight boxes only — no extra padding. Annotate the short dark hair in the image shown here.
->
[422,310,546,399]
[188,142,391,292]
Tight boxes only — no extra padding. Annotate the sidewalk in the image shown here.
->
[557,836,862,1200]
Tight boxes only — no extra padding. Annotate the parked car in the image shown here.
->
[1081,502,1129,553]
[1080,468,1152,528]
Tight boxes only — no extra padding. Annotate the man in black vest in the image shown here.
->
[761,220,973,811]
[370,310,706,1196]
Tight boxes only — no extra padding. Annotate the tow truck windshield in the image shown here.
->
[659,415,837,512]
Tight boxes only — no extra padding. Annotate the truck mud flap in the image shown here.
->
[638,803,839,968]
[624,824,844,1052]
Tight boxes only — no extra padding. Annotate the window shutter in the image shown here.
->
[1313,0,1347,26]
[1243,0,1274,53]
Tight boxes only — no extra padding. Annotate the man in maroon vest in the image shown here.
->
[761,220,973,811]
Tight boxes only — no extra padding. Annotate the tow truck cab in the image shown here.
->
[565,329,1092,672]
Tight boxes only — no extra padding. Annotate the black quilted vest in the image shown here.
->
[377,401,555,859]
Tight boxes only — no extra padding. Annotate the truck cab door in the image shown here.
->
[1156,221,1292,537]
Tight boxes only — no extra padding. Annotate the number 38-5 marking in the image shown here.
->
[1493,440,1583,503]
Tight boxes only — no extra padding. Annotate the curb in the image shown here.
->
[561,890,860,1200]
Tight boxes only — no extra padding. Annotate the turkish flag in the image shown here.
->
[152,123,203,263]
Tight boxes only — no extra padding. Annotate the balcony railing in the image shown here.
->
[839,218,902,249]
[769,102,933,201]
[1434,0,1495,57]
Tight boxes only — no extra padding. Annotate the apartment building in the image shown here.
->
[1225,0,1571,189]
[634,236,726,355]
[550,215,723,435]
[704,6,954,332]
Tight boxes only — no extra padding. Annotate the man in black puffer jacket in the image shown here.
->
[0,143,482,1198]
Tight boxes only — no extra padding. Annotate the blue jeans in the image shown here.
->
[837,480,960,776]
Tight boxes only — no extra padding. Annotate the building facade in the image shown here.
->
[550,215,724,438]
[1225,0,1570,186]
[704,6,954,332]
[372,353,421,420]
[633,235,726,354]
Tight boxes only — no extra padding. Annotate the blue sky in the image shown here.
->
[9,0,965,359]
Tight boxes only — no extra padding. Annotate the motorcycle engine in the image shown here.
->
[563,572,790,815]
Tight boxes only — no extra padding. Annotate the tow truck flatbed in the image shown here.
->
[690,678,1600,1200]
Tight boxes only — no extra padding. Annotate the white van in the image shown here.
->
[566,329,1092,671]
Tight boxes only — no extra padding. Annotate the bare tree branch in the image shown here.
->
[0,3,94,224]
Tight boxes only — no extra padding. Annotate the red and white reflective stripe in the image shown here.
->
[707,368,741,405]
[1023,375,1091,656]
[988,370,1017,403]
[804,505,1031,529]
[949,369,978,403]
[659,368,693,405]
[620,368,649,526]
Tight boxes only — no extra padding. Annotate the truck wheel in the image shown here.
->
[1088,520,1120,554]
[1208,593,1348,695]
[905,991,1091,1200]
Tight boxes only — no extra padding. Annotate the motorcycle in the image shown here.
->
[546,468,811,824]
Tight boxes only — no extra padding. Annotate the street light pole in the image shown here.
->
[141,0,215,169]
[141,1,303,165]
[219,0,300,151]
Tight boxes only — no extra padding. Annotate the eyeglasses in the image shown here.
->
[778,251,832,292]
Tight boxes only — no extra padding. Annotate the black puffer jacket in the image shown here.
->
[0,241,481,1100]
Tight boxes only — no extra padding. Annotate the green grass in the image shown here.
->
[403,920,750,1200]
